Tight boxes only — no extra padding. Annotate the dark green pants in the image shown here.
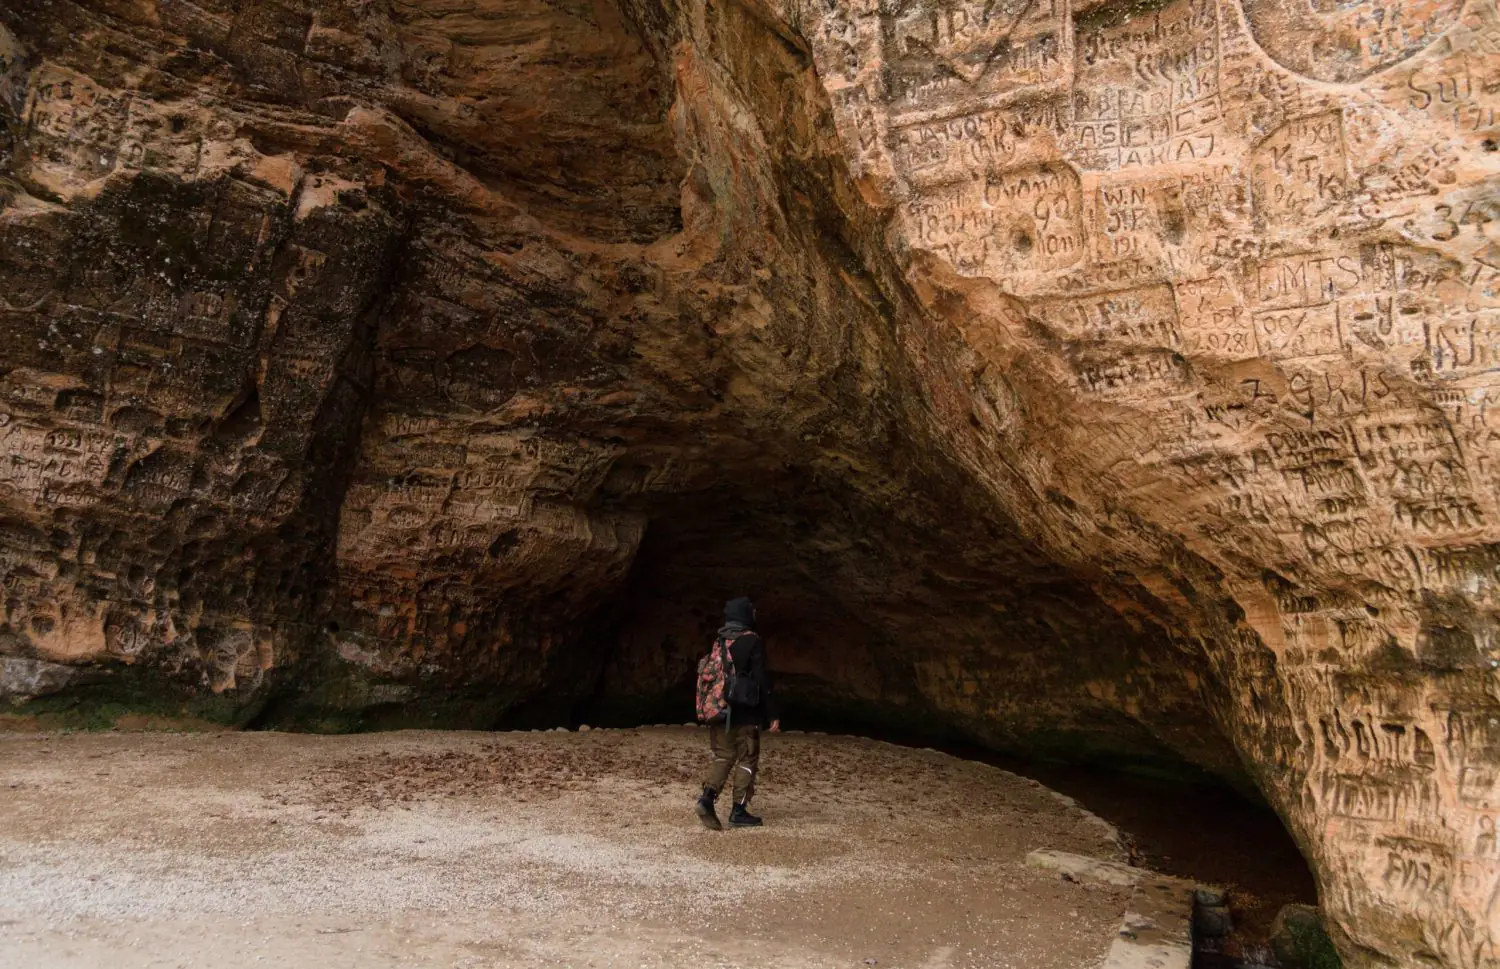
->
[704,722,760,804]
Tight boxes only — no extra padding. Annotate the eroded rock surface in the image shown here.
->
[1,0,1499,964]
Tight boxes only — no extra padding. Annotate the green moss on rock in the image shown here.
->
[1271,904,1343,969]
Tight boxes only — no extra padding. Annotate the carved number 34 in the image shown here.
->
[1432,200,1496,241]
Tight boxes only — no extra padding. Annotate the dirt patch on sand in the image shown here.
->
[0,728,1135,968]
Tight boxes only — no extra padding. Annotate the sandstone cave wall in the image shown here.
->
[771,0,1500,965]
[2,0,1500,965]
[0,0,1217,763]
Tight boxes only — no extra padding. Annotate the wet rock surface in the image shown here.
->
[0,0,1499,965]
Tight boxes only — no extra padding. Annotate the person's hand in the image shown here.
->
[769,720,781,733]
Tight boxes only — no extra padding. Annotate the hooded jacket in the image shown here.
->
[718,596,778,728]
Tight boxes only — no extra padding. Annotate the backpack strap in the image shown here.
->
[718,633,740,729]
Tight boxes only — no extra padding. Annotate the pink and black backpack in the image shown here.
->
[695,632,744,723]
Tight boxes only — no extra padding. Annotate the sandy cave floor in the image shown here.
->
[0,727,1140,969]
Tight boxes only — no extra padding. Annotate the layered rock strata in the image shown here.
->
[1,0,1498,964]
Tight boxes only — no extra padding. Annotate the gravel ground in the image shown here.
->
[0,727,1135,969]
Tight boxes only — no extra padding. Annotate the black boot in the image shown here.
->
[729,801,763,827]
[695,787,722,830]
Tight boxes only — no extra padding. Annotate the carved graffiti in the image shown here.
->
[1242,0,1464,82]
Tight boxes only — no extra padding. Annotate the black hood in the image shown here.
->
[722,596,756,628]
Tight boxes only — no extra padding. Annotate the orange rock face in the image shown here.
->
[1,0,1499,963]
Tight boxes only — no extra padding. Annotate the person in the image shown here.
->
[696,596,780,829]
